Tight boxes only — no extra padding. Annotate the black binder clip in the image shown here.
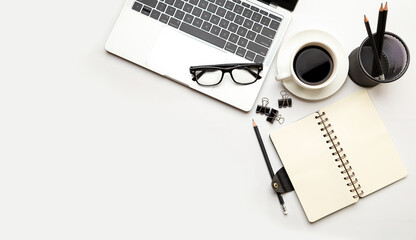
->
[272,167,294,194]
[266,108,278,123]
[278,91,292,108]
[256,97,271,115]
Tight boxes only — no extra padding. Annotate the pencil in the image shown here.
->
[364,15,385,80]
[252,119,287,215]
[373,3,385,76]
[378,2,388,56]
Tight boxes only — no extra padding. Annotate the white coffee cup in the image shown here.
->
[275,41,338,90]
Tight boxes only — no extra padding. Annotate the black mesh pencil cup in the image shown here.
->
[349,32,410,87]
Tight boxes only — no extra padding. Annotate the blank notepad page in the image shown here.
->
[270,114,357,223]
[321,90,407,197]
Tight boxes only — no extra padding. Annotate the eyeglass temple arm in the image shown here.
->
[192,70,206,81]
[243,67,262,79]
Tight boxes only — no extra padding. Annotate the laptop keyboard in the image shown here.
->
[132,0,281,63]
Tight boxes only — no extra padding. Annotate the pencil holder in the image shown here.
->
[348,32,410,87]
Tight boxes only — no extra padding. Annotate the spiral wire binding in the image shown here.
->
[315,111,364,198]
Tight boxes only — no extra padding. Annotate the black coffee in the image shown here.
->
[294,46,333,85]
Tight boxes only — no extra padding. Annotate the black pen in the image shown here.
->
[252,119,287,215]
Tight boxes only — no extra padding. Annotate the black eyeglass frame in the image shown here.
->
[189,63,263,86]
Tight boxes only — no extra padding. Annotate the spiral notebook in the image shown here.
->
[270,90,407,222]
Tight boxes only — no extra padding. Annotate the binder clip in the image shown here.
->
[278,91,292,108]
[256,97,271,115]
[266,108,278,123]
[266,109,286,124]
[272,167,294,194]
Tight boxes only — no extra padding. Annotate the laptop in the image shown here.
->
[106,0,293,111]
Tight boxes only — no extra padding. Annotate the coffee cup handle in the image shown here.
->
[275,72,292,82]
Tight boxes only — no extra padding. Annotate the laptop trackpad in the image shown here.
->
[146,27,227,84]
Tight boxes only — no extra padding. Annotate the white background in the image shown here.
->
[1,0,415,239]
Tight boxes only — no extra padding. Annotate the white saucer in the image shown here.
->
[276,30,349,100]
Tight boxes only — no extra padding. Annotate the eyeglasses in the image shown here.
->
[189,63,263,86]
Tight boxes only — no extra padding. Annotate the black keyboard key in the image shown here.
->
[246,30,256,40]
[150,10,161,19]
[211,25,221,35]
[180,22,226,48]
[184,14,194,23]
[228,22,238,32]
[242,2,250,8]
[207,3,217,13]
[232,0,241,4]
[252,23,262,33]
[156,2,167,12]
[198,0,208,9]
[259,10,268,15]
[242,8,253,18]
[236,26,247,36]
[138,0,158,8]
[250,6,259,12]
[192,7,202,17]
[234,15,244,25]
[192,17,203,27]
[174,0,185,8]
[225,42,237,53]
[236,47,246,57]
[183,3,193,12]
[225,11,235,21]
[251,12,261,22]
[141,6,152,16]
[233,5,243,14]
[168,18,181,28]
[132,2,143,12]
[219,19,229,28]
[201,11,211,20]
[189,0,199,5]
[260,16,271,26]
[216,7,226,17]
[245,51,255,61]
[159,14,170,23]
[261,27,276,38]
[215,0,225,6]
[219,29,230,39]
[269,14,281,21]
[224,1,235,10]
[237,37,248,47]
[255,34,272,47]
[166,0,175,5]
[210,15,220,24]
[269,20,280,30]
[174,10,185,20]
[201,21,212,31]
[166,6,176,16]
[207,0,215,2]
[254,54,264,63]
[243,19,253,29]
[247,41,268,56]
[228,33,238,43]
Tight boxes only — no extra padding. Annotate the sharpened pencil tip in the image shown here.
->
[380,3,383,11]
[384,2,388,11]
[364,15,368,22]
[252,119,256,127]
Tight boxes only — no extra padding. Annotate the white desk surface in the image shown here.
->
[1,0,415,239]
